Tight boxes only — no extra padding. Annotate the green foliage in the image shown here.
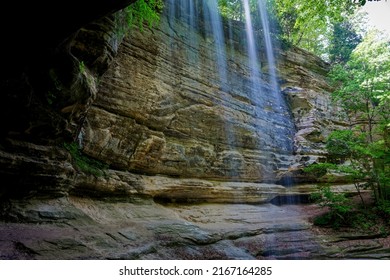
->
[350,211,376,231]
[79,61,85,74]
[376,200,390,221]
[311,32,389,226]
[329,21,362,64]
[216,0,360,56]
[46,91,56,105]
[126,0,164,31]
[326,130,367,163]
[271,0,359,57]
[330,31,390,124]
[310,186,389,231]
[328,30,390,202]
[218,0,282,41]
[325,129,389,200]
[311,186,352,214]
[303,163,337,178]
[64,142,108,177]
[218,0,245,21]
[310,186,353,228]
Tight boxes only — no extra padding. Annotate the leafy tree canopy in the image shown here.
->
[217,0,363,57]
[330,30,390,126]
[323,30,390,203]
[329,21,362,64]
[273,0,367,57]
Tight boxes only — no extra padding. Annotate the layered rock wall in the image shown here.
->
[80,8,346,189]
[0,2,347,202]
[278,47,348,182]
[82,13,289,184]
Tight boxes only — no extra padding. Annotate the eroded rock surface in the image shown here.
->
[2,197,389,260]
[0,197,322,260]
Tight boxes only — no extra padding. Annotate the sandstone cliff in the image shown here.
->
[0,2,346,202]
[76,6,346,199]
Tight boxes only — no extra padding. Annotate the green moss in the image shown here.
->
[78,61,85,74]
[64,142,108,177]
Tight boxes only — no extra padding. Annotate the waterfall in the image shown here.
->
[258,0,278,98]
[242,0,295,181]
[203,0,242,177]
[203,0,229,89]
[255,0,296,182]
[243,0,263,87]
[164,0,295,182]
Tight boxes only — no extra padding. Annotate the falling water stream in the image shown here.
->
[165,0,295,182]
[243,0,262,88]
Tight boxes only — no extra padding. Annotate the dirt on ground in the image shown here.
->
[296,193,390,259]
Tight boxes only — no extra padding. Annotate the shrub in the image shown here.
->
[310,186,353,228]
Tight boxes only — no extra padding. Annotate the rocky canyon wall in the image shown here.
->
[0,2,347,203]
[80,6,346,190]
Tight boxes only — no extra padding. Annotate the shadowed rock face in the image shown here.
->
[0,1,137,199]
[0,12,129,199]
[4,1,136,70]
[2,1,137,145]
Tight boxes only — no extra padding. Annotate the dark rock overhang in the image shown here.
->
[3,0,136,70]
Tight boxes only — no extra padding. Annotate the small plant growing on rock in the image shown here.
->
[64,142,108,177]
[78,61,85,74]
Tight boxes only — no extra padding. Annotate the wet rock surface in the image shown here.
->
[1,197,389,260]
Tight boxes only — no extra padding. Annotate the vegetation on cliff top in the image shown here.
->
[114,0,163,40]
[126,0,164,30]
